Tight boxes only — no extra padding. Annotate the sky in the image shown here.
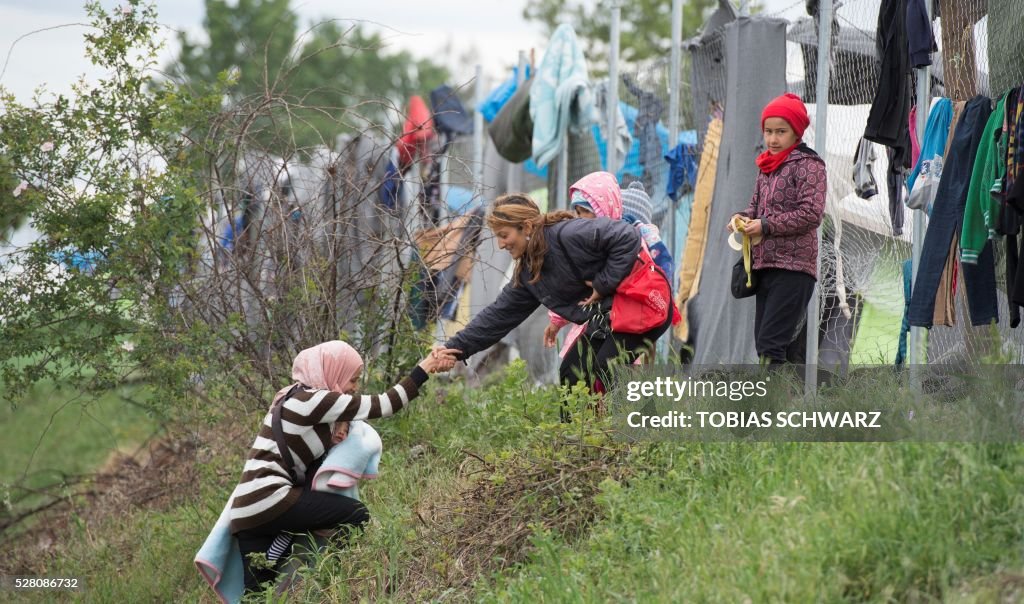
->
[0,0,808,103]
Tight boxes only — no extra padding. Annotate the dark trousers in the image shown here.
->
[236,490,369,592]
[909,96,994,327]
[559,320,670,421]
[753,268,816,363]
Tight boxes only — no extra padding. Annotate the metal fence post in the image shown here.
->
[909,0,933,385]
[806,0,832,398]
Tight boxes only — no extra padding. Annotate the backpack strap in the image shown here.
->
[271,383,304,484]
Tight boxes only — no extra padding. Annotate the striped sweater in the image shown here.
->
[228,367,428,533]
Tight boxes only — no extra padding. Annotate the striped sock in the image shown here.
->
[267,533,293,562]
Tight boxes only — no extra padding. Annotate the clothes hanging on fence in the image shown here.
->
[909,96,993,328]
[686,1,734,144]
[895,258,913,366]
[622,73,666,195]
[955,96,1004,326]
[906,97,953,211]
[1009,232,1021,328]
[674,117,722,344]
[378,158,403,211]
[864,0,912,174]
[479,65,531,123]
[593,80,633,173]
[545,128,602,204]
[886,147,907,236]
[931,100,967,328]
[961,96,1006,264]
[530,24,599,168]
[489,77,535,163]
[396,96,435,173]
[853,138,879,199]
[906,0,937,69]
[909,105,921,168]
[665,142,699,201]
[419,136,454,225]
[688,16,788,365]
[430,85,473,137]
[1010,168,1024,310]
[1000,85,1024,326]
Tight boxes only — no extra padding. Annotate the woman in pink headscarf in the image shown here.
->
[230,341,457,593]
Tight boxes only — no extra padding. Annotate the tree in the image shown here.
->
[170,0,449,149]
[524,0,763,69]
[0,154,28,238]
[0,1,439,532]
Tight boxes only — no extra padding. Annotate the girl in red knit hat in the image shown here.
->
[726,93,828,364]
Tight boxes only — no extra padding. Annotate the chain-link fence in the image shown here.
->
[438,0,1024,375]
[774,0,1024,366]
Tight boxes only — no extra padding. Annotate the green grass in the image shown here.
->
[0,382,160,488]
[1,379,161,551]
[12,360,1024,602]
[487,442,1024,602]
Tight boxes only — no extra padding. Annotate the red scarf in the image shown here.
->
[755,142,800,174]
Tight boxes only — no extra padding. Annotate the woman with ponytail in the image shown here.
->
[442,193,669,418]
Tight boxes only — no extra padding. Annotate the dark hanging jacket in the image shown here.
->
[445,217,640,360]
[865,0,912,170]
[906,0,937,68]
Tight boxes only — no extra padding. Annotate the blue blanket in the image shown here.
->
[194,421,382,603]
[529,24,599,167]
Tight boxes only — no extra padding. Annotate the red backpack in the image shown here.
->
[609,244,681,333]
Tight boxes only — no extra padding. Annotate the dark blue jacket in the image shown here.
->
[906,0,937,69]
[445,217,640,360]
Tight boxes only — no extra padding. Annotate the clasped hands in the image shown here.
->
[420,345,461,373]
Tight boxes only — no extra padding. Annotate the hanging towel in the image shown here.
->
[195,422,382,604]
[529,24,599,168]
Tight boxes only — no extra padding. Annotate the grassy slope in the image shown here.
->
[0,382,159,493]
[13,361,1024,603]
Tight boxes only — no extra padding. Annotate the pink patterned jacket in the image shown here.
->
[739,145,827,279]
